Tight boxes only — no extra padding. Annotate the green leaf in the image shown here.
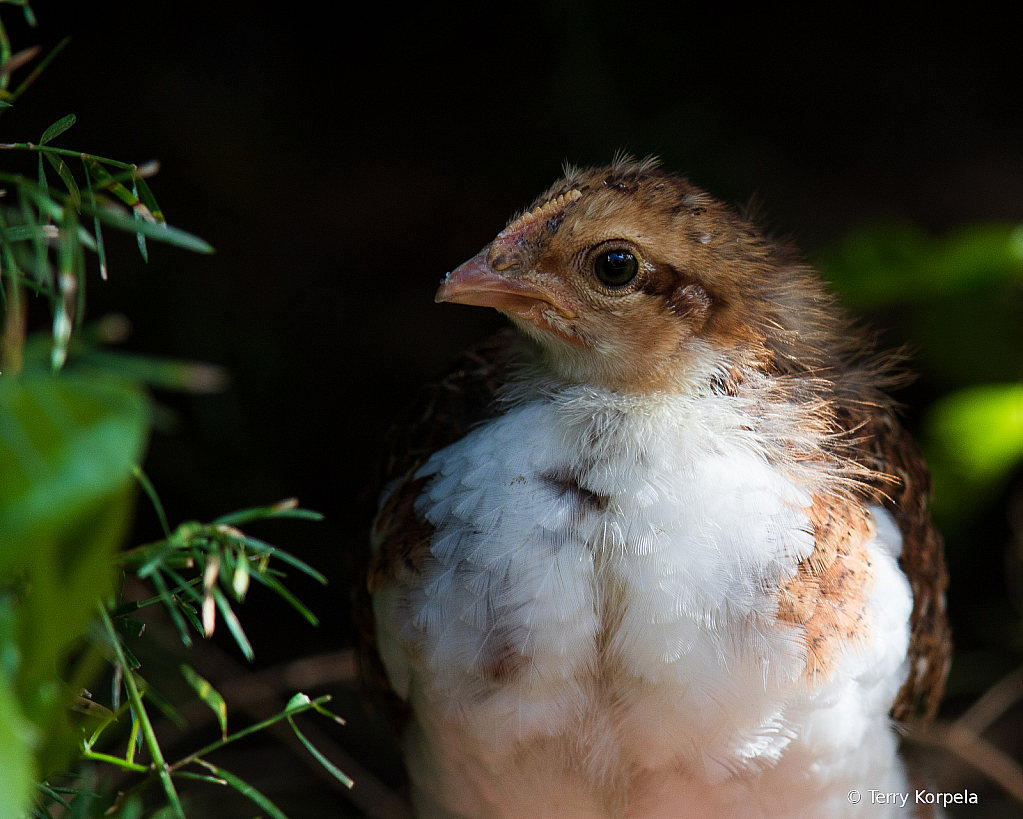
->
[87,204,213,254]
[78,160,145,210]
[35,782,73,813]
[44,152,81,212]
[0,605,38,819]
[193,760,290,819]
[231,555,249,598]
[0,372,148,551]
[19,175,51,288]
[112,616,145,638]
[81,159,108,279]
[71,160,213,261]
[51,213,79,371]
[180,664,227,739]
[0,224,55,242]
[211,587,253,661]
[133,538,188,578]
[286,712,353,788]
[70,694,115,721]
[287,691,345,725]
[146,570,193,647]
[134,176,164,224]
[926,383,1023,484]
[924,383,1023,522]
[818,221,1023,308]
[133,179,148,262]
[235,536,327,584]
[39,114,76,146]
[0,371,148,781]
[213,499,324,527]
[107,600,142,619]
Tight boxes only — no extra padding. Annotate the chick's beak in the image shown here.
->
[435,249,582,344]
[435,249,575,323]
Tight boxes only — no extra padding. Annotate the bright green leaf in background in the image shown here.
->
[0,372,148,814]
[0,596,37,819]
[818,221,1023,526]
[819,221,1023,308]
[925,384,1023,519]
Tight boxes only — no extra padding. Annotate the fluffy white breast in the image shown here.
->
[372,381,913,818]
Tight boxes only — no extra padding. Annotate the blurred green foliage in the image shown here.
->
[0,373,147,815]
[820,221,1023,525]
[821,222,1023,308]
[0,5,342,817]
[926,385,1023,520]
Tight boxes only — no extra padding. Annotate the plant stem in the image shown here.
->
[99,605,187,819]
[168,695,331,773]
[0,277,24,374]
[80,751,149,773]
[0,141,142,171]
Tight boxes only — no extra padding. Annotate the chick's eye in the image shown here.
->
[593,249,638,287]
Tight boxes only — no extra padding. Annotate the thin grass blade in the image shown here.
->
[135,175,164,223]
[132,465,171,538]
[192,761,290,819]
[212,498,323,526]
[247,569,318,626]
[149,570,193,647]
[285,713,354,788]
[87,204,213,253]
[236,536,327,583]
[81,159,108,278]
[212,586,254,661]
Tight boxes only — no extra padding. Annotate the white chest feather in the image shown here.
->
[372,385,913,819]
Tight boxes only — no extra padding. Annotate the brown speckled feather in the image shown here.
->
[777,494,879,688]
[838,398,952,722]
[356,331,518,725]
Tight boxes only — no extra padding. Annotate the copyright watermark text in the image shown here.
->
[847,789,979,809]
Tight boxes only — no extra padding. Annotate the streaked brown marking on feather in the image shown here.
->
[777,495,877,686]
[497,189,582,241]
[356,332,519,729]
[540,468,611,514]
[478,630,529,684]
[367,474,433,593]
[836,401,951,722]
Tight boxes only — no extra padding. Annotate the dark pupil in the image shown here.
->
[595,249,638,286]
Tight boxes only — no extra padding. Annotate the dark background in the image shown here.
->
[6,4,1022,817]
